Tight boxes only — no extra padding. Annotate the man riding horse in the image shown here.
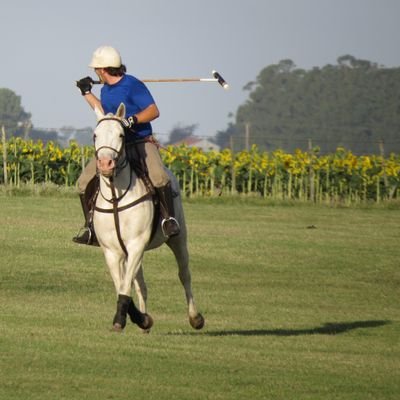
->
[74,45,180,245]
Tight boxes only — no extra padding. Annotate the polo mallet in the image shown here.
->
[92,70,229,90]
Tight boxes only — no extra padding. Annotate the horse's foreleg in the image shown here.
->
[112,294,130,332]
[112,293,153,332]
[120,246,153,331]
[103,249,124,294]
[167,239,205,330]
[102,250,129,332]
[119,248,144,296]
[132,265,153,332]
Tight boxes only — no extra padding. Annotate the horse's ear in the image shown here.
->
[94,106,104,121]
[116,103,126,119]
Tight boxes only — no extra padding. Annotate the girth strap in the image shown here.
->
[94,192,152,213]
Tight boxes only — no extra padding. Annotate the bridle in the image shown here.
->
[94,116,133,211]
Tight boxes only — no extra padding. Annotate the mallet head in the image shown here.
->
[212,70,229,90]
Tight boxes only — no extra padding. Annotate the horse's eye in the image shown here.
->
[93,134,97,141]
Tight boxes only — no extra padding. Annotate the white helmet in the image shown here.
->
[89,46,122,68]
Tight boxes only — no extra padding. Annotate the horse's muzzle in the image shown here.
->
[97,158,116,177]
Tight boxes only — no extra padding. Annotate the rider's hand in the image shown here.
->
[76,76,93,95]
[121,115,138,128]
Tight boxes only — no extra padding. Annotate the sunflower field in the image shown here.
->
[1,137,399,204]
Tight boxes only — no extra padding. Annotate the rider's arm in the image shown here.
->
[135,103,160,123]
[83,93,104,113]
[76,77,105,113]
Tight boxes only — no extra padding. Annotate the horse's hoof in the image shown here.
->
[111,323,124,332]
[138,314,153,331]
[189,313,205,330]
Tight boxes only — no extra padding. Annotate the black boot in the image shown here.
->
[72,194,99,246]
[156,183,180,238]
[112,294,130,331]
[127,298,153,330]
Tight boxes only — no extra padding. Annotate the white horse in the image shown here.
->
[92,103,204,332]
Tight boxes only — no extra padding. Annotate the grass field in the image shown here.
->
[0,193,399,399]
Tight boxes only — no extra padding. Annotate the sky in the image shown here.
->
[1,0,400,142]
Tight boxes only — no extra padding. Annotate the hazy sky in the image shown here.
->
[1,0,399,141]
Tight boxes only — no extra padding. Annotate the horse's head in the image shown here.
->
[94,103,126,178]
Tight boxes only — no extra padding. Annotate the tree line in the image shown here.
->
[216,55,400,155]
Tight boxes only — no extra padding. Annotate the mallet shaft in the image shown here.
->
[140,78,218,83]
[91,71,229,89]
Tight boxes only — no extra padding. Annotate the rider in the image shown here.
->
[73,45,180,245]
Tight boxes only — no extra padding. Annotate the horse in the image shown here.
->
[91,103,205,332]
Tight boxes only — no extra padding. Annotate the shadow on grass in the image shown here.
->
[171,320,391,337]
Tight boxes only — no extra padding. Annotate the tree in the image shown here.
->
[167,123,198,144]
[0,88,31,136]
[215,122,237,150]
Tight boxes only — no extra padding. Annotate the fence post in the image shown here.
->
[379,139,388,199]
[81,146,85,171]
[245,123,250,151]
[2,126,7,185]
[308,138,315,202]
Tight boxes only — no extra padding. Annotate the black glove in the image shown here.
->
[76,76,93,95]
[121,115,138,128]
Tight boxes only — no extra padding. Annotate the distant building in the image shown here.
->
[27,129,59,144]
[170,136,220,152]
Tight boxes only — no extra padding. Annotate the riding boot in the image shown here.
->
[156,183,180,238]
[72,193,99,246]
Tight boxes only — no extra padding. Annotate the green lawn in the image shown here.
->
[0,194,399,399]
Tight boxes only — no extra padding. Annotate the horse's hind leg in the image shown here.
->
[167,238,205,330]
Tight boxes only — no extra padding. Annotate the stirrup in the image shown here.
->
[161,217,180,238]
[72,226,99,246]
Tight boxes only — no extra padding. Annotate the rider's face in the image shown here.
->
[95,68,105,83]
